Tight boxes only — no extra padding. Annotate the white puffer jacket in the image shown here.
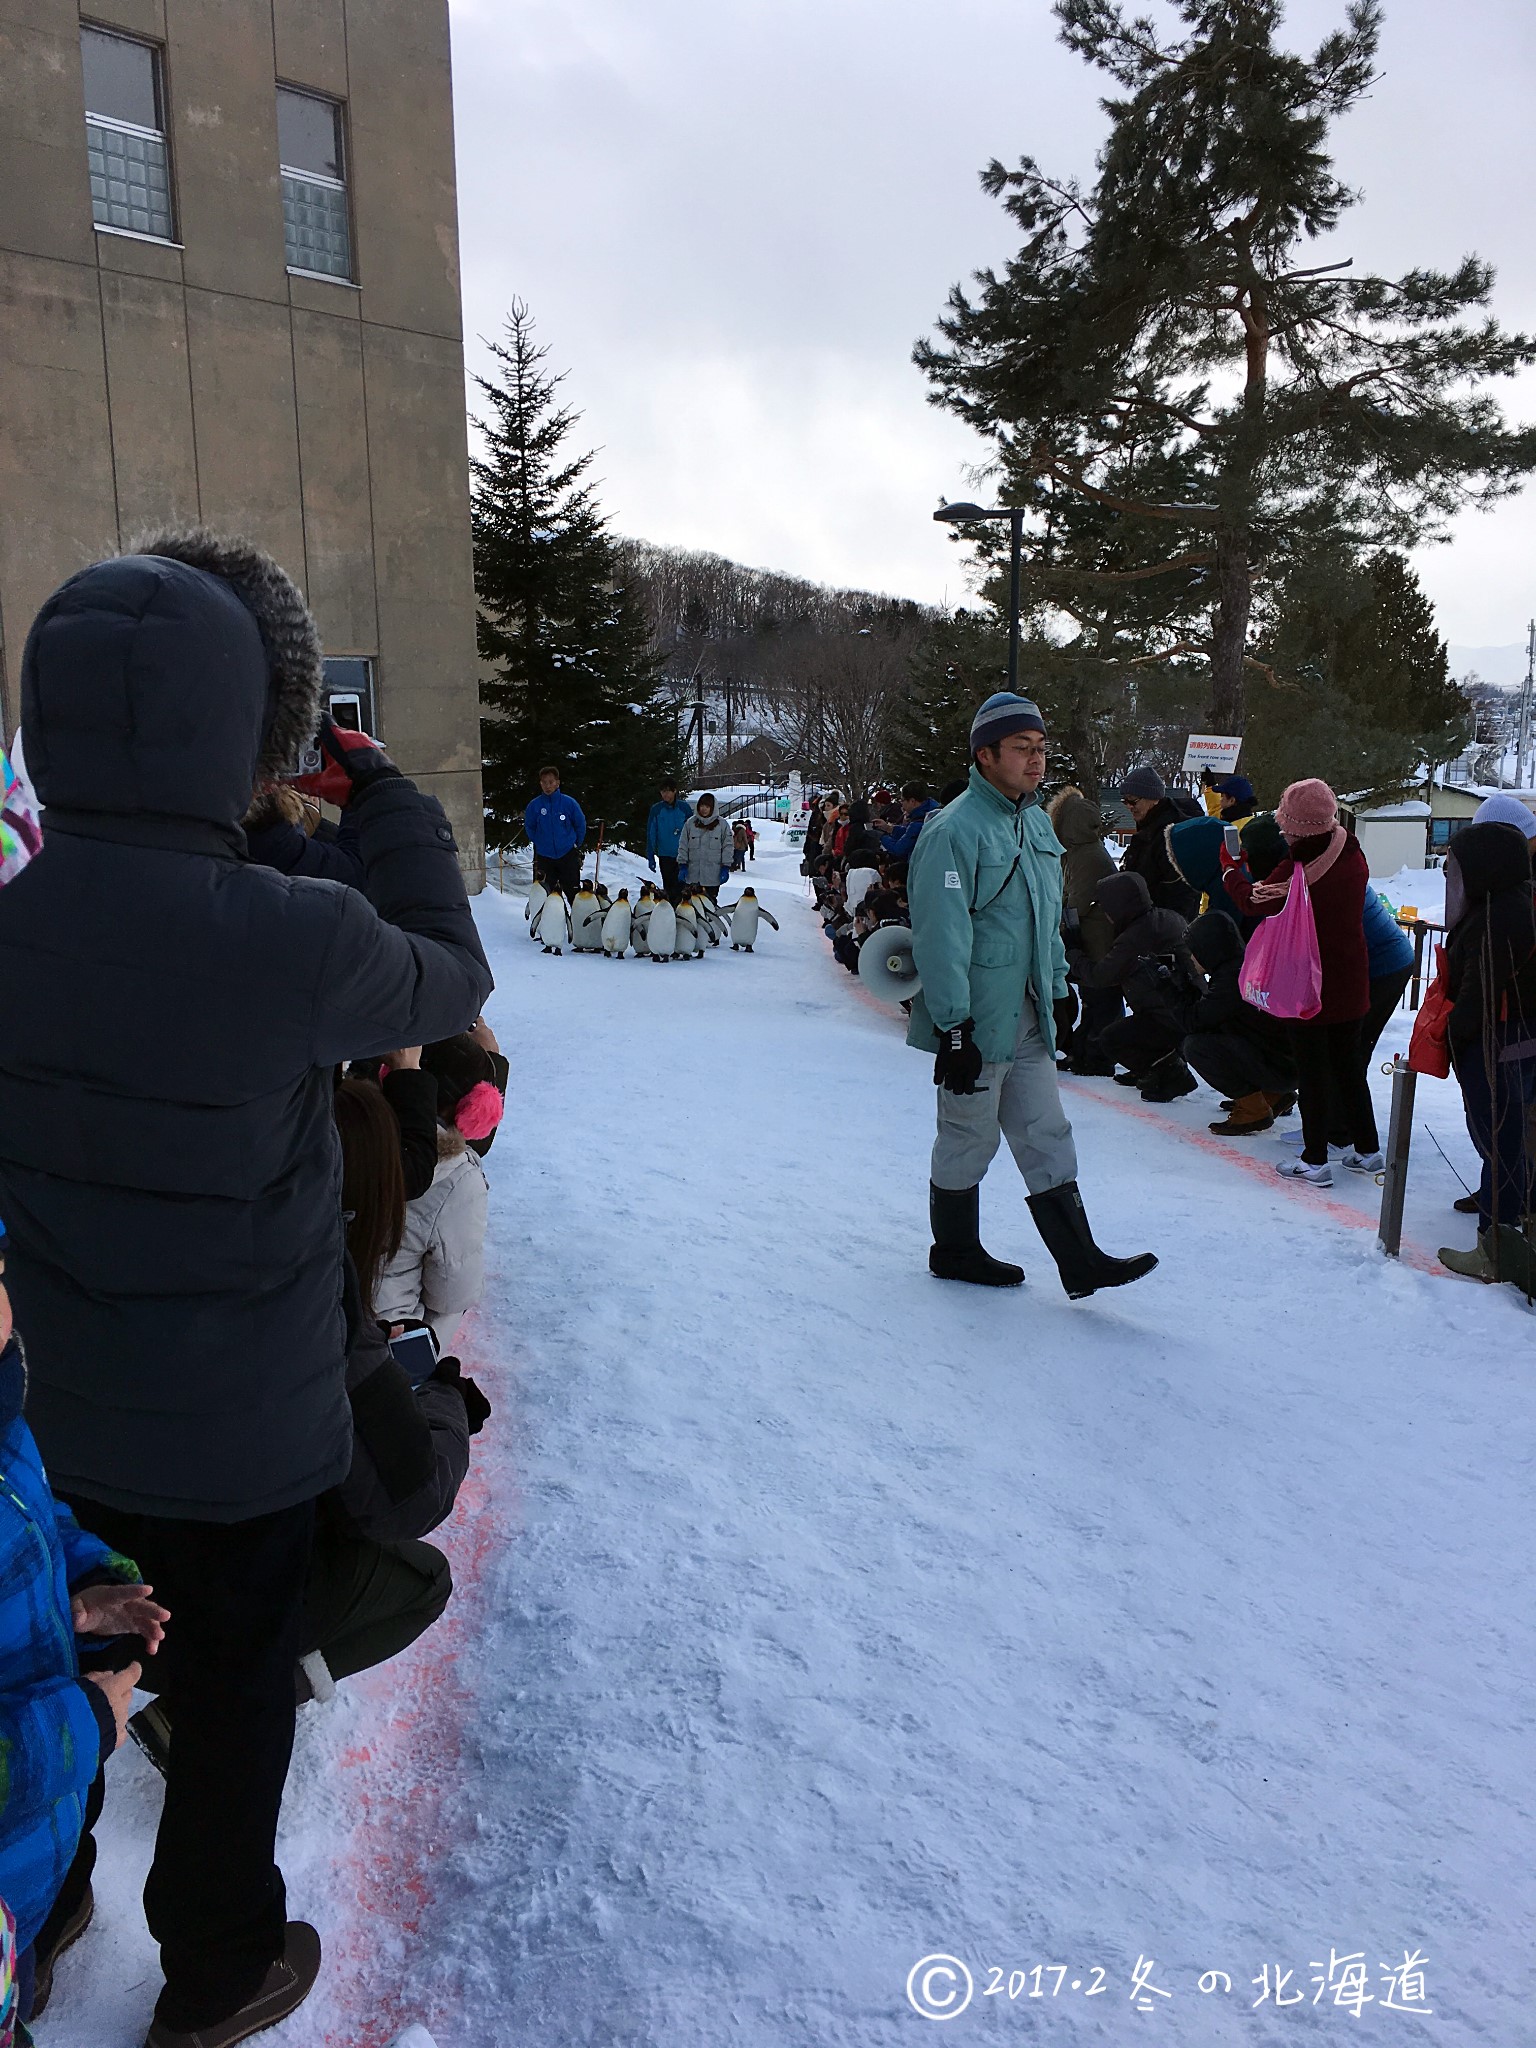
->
[374,1127,488,1351]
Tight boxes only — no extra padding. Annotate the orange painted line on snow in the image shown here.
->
[322,1311,517,2046]
[1060,1077,1446,1276]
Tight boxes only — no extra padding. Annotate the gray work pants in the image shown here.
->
[931,996,1079,1194]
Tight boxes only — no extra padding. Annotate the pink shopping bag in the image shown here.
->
[1240,867,1322,1020]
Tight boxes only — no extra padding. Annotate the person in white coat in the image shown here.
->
[374,1032,504,1350]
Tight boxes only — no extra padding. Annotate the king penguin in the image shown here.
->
[646,892,677,962]
[532,889,572,955]
[571,883,604,952]
[727,887,779,952]
[601,889,632,957]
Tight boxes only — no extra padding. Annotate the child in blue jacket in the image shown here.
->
[0,1228,166,2026]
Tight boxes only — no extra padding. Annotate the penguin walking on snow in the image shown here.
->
[525,879,548,936]
[631,884,654,957]
[675,891,701,959]
[727,887,778,952]
[571,884,604,952]
[601,890,632,957]
[532,889,571,955]
[646,892,677,962]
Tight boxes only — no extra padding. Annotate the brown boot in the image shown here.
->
[144,1924,321,2048]
[1209,1092,1274,1135]
[1262,1090,1296,1116]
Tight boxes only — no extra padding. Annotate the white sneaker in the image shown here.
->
[1276,1158,1333,1186]
[1341,1149,1384,1173]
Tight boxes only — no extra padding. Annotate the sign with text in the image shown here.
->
[1182,733,1243,774]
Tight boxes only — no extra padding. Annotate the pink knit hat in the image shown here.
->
[1276,777,1338,840]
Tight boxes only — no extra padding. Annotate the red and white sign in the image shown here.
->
[1182,733,1243,774]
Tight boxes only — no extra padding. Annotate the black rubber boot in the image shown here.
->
[1138,1053,1198,1102]
[1026,1181,1158,1300]
[928,1183,1024,1287]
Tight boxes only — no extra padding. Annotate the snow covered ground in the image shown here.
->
[43,825,1530,2047]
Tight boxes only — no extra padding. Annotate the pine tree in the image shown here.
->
[472,301,681,845]
[1245,549,1471,798]
[916,0,1536,733]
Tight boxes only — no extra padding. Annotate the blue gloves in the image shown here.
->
[719,866,730,884]
[677,865,688,882]
[647,855,656,873]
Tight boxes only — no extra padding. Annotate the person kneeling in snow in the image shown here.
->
[906,691,1157,1298]
[1069,872,1203,1103]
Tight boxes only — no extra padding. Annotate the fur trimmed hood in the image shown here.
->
[129,528,323,782]
[21,529,323,831]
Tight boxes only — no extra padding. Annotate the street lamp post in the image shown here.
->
[934,501,1026,695]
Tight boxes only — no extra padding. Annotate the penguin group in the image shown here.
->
[525,879,779,960]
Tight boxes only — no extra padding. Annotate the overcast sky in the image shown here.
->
[447,0,1536,655]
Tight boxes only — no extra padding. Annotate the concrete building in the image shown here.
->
[1,0,484,879]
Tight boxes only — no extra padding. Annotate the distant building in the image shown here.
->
[1,0,484,881]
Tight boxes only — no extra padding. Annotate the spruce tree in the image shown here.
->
[917,0,1536,733]
[472,301,680,845]
[1245,549,1471,798]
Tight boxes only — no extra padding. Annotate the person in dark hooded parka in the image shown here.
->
[1181,910,1298,1133]
[1069,871,1202,1100]
[1436,820,1536,1288]
[0,530,492,2048]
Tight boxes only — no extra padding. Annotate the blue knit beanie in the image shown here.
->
[969,691,1046,754]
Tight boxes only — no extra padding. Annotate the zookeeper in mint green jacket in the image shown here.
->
[906,691,1158,1300]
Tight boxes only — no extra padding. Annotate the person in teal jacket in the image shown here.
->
[906,691,1157,1299]
[644,782,692,904]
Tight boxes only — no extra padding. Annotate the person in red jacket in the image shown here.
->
[1223,778,1379,1187]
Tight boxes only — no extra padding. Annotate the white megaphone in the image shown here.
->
[857,922,921,1004]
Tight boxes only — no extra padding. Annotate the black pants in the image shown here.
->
[1328,968,1411,1144]
[1183,1029,1293,1102]
[1100,1011,1181,1076]
[60,1494,314,2031]
[657,854,681,904]
[533,849,582,898]
[302,1527,452,1684]
[1290,1017,1378,1164]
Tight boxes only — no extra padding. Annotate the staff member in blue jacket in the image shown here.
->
[645,780,693,903]
[524,767,588,899]
[906,691,1157,1300]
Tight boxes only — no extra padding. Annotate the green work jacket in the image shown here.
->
[905,764,1069,1064]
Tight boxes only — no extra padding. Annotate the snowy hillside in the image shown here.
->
[45,826,1531,2047]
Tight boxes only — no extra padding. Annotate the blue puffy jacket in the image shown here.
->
[1363,885,1413,979]
[645,798,692,862]
[880,799,939,862]
[0,1336,137,1949]
[524,791,587,860]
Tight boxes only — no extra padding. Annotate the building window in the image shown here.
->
[278,88,352,280]
[323,658,376,737]
[81,26,174,242]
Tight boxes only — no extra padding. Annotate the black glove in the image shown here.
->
[933,1017,984,1095]
[431,1355,491,1434]
[1053,995,1078,1046]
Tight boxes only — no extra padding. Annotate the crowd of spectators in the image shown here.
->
[0,532,503,2047]
[804,756,1534,1298]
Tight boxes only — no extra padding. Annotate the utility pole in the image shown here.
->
[1518,619,1535,791]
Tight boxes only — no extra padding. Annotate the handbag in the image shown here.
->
[1240,866,1323,1020]
[1407,945,1452,1078]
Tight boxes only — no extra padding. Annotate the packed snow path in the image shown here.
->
[50,826,1533,2047]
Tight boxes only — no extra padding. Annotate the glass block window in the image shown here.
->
[81,27,173,241]
[278,88,351,280]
